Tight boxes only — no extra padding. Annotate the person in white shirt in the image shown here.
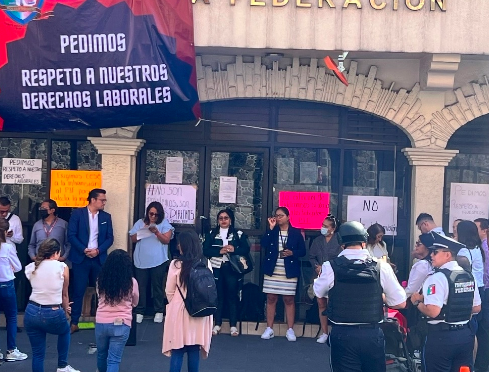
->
[411,232,481,372]
[0,217,27,362]
[314,221,406,372]
[404,234,434,299]
[416,212,445,236]
[0,197,23,245]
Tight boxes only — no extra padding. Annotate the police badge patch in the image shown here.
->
[427,284,436,295]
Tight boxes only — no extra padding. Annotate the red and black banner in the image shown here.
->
[0,0,200,131]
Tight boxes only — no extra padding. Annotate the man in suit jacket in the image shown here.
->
[68,188,114,334]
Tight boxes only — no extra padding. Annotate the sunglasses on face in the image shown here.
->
[149,212,159,217]
[432,249,450,256]
[219,216,230,221]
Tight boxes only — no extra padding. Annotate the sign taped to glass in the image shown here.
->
[0,0,200,131]
[279,191,330,229]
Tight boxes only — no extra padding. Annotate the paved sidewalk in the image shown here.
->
[3,321,331,372]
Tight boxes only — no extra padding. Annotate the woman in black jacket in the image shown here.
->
[203,209,250,337]
[260,207,306,342]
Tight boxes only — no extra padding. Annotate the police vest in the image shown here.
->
[327,255,384,324]
[433,268,475,323]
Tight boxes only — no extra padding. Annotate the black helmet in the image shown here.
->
[337,221,368,245]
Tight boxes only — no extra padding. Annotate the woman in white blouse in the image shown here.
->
[405,234,434,298]
[366,223,389,259]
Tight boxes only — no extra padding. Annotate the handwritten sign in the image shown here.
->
[50,170,102,207]
[146,184,197,225]
[2,158,42,184]
[278,191,329,229]
[347,196,398,236]
[449,183,489,233]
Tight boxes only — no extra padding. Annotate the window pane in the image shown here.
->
[77,141,102,170]
[209,151,263,230]
[51,141,71,170]
[273,147,340,216]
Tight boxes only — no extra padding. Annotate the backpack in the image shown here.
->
[177,258,218,317]
[239,283,265,329]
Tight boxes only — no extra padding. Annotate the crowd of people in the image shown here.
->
[0,188,488,372]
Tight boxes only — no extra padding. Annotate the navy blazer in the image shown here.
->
[261,226,306,279]
[68,207,114,265]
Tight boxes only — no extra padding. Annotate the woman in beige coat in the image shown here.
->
[163,231,213,372]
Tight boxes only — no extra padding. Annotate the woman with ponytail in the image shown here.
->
[309,213,341,344]
[24,238,79,372]
[163,230,213,372]
[0,217,25,361]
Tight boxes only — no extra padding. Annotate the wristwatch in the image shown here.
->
[413,300,421,307]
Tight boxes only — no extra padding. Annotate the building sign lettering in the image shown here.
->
[192,0,446,11]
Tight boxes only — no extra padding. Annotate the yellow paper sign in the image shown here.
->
[50,170,102,207]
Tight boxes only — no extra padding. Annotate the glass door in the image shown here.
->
[204,148,269,286]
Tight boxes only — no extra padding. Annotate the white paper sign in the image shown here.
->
[146,184,197,224]
[449,183,489,233]
[165,157,183,184]
[219,176,237,204]
[347,195,398,236]
[2,158,42,185]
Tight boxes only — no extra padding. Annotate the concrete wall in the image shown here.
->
[193,1,489,54]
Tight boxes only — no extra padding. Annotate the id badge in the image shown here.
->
[114,318,123,326]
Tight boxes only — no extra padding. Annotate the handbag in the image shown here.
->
[226,252,254,275]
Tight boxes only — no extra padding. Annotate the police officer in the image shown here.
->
[410,232,481,372]
[314,221,406,372]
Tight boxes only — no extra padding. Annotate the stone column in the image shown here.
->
[402,148,458,246]
[88,127,145,252]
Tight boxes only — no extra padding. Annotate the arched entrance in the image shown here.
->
[138,98,413,322]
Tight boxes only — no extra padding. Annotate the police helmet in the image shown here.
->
[337,221,368,245]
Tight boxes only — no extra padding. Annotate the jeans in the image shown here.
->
[71,257,101,325]
[24,303,71,372]
[95,323,130,372]
[170,345,201,372]
[134,260,169,315]
[0,280,17,351]
[215,263,241,327]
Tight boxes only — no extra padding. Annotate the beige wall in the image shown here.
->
[193,1,489,54]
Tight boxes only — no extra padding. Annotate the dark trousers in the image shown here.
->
[422,327,474,372]
[329,325,386,372]
[134,261,169,315]
[214,262,241,328]
[476,288,489,372]
[0,280,18,350]
[71,257,101,325]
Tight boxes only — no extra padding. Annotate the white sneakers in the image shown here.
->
[154,313,164,323]
[136,314,144,324]
[317,333,328,344]
[5,348,28,361]
[56,365,81,372]
[261,327,297,341]
[285,328,297,342]
[261,327,274,339]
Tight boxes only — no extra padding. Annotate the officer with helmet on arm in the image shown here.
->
[314,221,406,372]
[410,232,481,372]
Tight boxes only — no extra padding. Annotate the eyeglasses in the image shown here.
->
[274,214,286,218]
[149,212,159,217]
[219,216,230,221]
[432,249,450,256]
[39,208,49,211]
[96,198,107,203]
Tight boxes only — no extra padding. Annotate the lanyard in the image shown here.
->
[279,230,288,250]
[43,217,58,237]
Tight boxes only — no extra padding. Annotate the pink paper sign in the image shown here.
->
[278,191,330,229]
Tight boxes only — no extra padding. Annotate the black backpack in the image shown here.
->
[239,283,265,329]
[177,258,218,317]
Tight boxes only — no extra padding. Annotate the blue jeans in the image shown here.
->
[170,345,201,372]
[24,302,71,372]
[0,280,18,351]
[95,323,130,372]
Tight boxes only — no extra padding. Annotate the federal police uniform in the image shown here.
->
[314,222,406,372]
[418,232,481,372]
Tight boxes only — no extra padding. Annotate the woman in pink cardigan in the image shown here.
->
[163,231,213,372]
